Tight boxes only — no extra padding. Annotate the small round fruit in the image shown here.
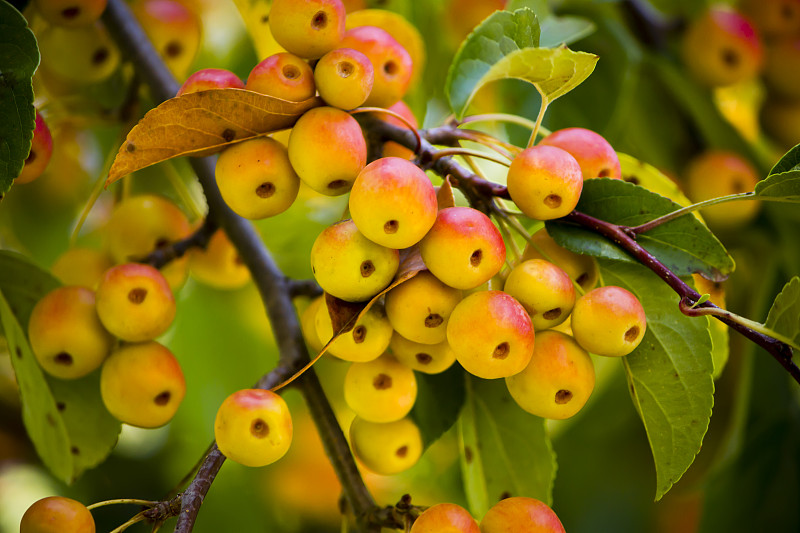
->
[506,330,595,419]
[503,259,575,331]
[315,301,393,362]
[344,353,417,422]
[269,0,346,59]
[411,503,480,533]
[390,332,457,374]
[300,295,326,353]
[20,496,95,533]
[95,263,176,342]
[314,47,374,109]
[215,137,300,219]
[419,207,506,290]
[384,271,462,345]
[571,286,646,357]
[539,127,621,180]
[507,145,583,221]
[288,106,367,196]
[480,496,565,533]
[349,157,437,249]
[741,0,800,38]
[310,219,399,302]
[214,388,293,467]
[131,0,202,79]
[37,22,120,84]
[34,0,107,27]
[188,228,251,289]
[51,247,114,289]
[177,68,244,96]
[349,416,422,475]
[447,291,535,379]
[245,52,316,101]
[380,100,418,159]
[522,227,598,291]
[100,341,185,428]
[28,286,113,380]
[16,112,53,185]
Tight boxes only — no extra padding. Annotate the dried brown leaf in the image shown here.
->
[437,176,456,209]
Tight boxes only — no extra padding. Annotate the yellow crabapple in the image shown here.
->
[349,415,422,475]
[571,285,647,357]
[344,353,417,422]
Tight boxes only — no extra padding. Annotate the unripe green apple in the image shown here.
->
[16,112,53,185]
[419,207,506,290]
[314,47,374,109]
[315,300,393,362]
[269,0,346,59]
[384,270,462,345]
[411,503,480,533]
[349,415,422,475]
[349,157,437,249]
[447,291,534,379]
[310,219,399,302]
[20,496,95,533]
[344,353,417,422]
[480,496,565,533]
[539,127,621,180]
[506,145,583,221]
[503,259,575,330]
[505,330,595,419]
[521,227,598,291]
[214,388,293,467]
[246,52,316,101]
[177,68,244,96]
[571,285,647,357]
[389,332,457,374]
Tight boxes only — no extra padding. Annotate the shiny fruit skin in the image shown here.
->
[214,388,293,467]
[37,22,120,84]
[384,270,462,345]
[349,415,422,475]
[177,68,244,96]
[447,291,534,379]
[28,286,113,380]
[16,112,53,185]
[288,106,367,196]
[131,0,202,79]
[349,157,437,249]
[344,353,417,423]
[269,0,346,59]
[300,295,326,353]
[521,227,598,292]
[20,496,95,533]
[539,127,621,180]
[95,263,176,342]
[411,503,480,533]
[503,259,575,331]
[419,207,506,290]
[100,341,186,428]
[34,0,107,27]
[340,25,413,108]
[245,52,316,101]
[51,247,114,289]
[507,145,583,221]
[314,47,374,110]
[188,229,251,289]
[310,219,399,302]
[381,100,418,159]
[215,137,300,219]
[571,286,647,357]
[480,496,565,533]
[315,300,393,362]
[505,330,595,419]
[390,332,457,374]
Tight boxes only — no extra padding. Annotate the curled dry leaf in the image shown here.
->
[436,176,457,210]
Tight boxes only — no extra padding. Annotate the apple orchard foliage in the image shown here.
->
[2,1,800,533]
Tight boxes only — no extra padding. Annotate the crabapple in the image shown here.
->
[446,291,534,379]
[503,259,575,330]
[51,247,114,289]
[33,0,107,27]
[315,300,393,362]
[539,127,621,180]
[740,0,800,39]
[380,100,418,159]
[188,228,251,290]
[480,496,565,533]
[349,415,422,475]
[268,0,346,59]
[314,47,374,109]
[390,332,457,374]
[130,0,202,79]
[506,145,583,221]
[411,503,480,533]
[300,296,326,354]
[384,270,462,345]
[177,68,244,96]
[16,112,53,185]
[571,286,647,357]
[20,496,95,533]
[245,53,316,101]
[521,227,599,291]
[214,388,293,467]
[344,353,417,423]
[37,22,120,84]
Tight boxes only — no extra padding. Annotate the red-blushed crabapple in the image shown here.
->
[310,219,399,302]
[288,106,367,196]
[419,207,506,290]
[681,6,763,87]
[177,68,244,96]
[390,332,457,374]
[20,496,95,533]
[100,341,186,428]
[33,0,107,27]
[539,127,621,180]
[269,0,346,59]
[215,137,300,220]
[16,112,53,185]
[344,353,417,423]
[37,22,120,85]
[384,270,462,345]
[571,285,647,357]
[480,496,565,533]
[410,503,480,533]
[314,47,374,109]
[506,145,583,221]
[521,227,599,292]
[505,330,595,420]
[349,157,437,249]
[740,0,800,38]
[245,53,316,101]
[188,228,251,290]
[95,263,176,342]
[130,0,202,79]
[349,415,422,475]
[503,259,575,330]
[380,100,418,159]
[315,300,393,362]
[340,25,414,108]
[447,291,535,379]
[214,388,293,467]
[51,247,114,289]
[28,286,114,380]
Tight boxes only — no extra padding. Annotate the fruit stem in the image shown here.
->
[457,113,542,134]
[627,192,758,234]
[429,147,511,167]
[109,513,146,533]
[526,99,550,148]
[86,499,159,510]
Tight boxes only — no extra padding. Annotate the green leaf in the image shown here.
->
[754,172,800,202]
[708,316,729,380]
[0,251,121,483]
[458,376,555,518]
[410,365,466,449]
[547,178,735,281]
[768,143,800,176]
[0,0,40,198]
[600,260,714,500]
[765,277,800,348]
[618,153,696,209]
[539,15,596,48]
[445,8,541,119]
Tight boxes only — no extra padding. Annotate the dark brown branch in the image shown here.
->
[139,217,217,269]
